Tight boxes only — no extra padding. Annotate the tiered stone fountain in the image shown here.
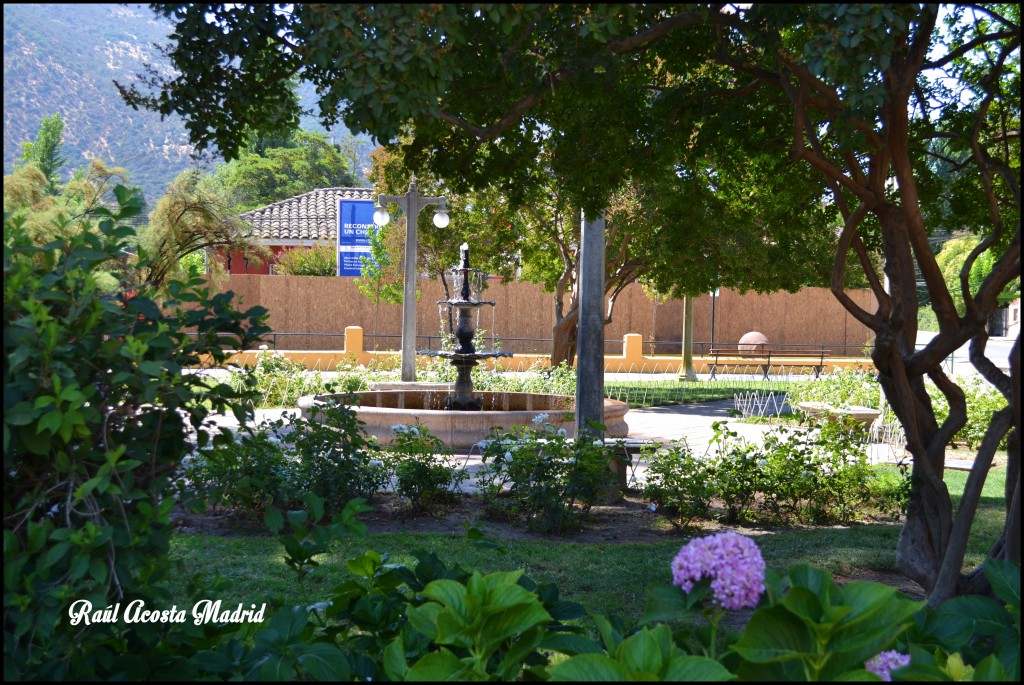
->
[422,243,513,410]
[299,244,629,448]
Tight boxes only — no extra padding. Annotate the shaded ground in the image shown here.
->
[359,492,927,602]
[174,422,1001,607]
[174,488,927,604]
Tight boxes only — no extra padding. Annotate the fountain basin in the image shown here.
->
[797,401,880,428]
[298,390,630,449]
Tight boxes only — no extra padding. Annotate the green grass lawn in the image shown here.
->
[605,379,795,408]
[168,466,1006,625]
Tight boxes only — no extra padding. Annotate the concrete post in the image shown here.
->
[678,295,698,381]
[576,210,605,440]
[400,183,420,383]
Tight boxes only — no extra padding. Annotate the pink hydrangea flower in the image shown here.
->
[864,650,911,681]
[671,532,765,610]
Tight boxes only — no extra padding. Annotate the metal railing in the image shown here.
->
[188,331,870,358]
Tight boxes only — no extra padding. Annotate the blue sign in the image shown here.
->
[337,199,375,277]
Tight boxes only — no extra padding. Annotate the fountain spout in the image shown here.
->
[420,244,511,410]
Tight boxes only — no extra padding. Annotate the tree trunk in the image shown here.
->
[551,307,579,368]
[857,208,1019,604]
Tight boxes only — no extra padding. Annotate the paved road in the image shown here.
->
[916,332,1015,376]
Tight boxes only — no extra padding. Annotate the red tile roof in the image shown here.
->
[239,187,375,244]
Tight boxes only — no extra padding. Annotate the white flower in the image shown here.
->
[593,439,604,446]
[306,601,333,612]
[391,424,408,434]
[557,428,567,437]
[532,413,550,425]
[503,451,513,463]
[258,344,269,350]
[369,459,384,468]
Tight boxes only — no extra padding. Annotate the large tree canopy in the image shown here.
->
[212,129,359,212]
[369,134,842,365]
[124,3,1020,604]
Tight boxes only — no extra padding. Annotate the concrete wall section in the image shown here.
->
[210,275,877,356]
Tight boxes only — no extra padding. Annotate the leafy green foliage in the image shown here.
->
[213,129,358,212]
[288,399,387,511]
[136,168,268,290]
[384,424,467,513]
[476,419,618,534]
[365,142,526,289]
[4,157,139,246]
[183,429,298,514]
[471,360,577,396]
[227,347,335,408]
[186,399,387,517]
[732,565,923,680]
[705,423,763,524]
[790,368,1010,450]
[916,559,1021,681]
[178,249,206,278]
[757,421,874,524]
[641,442,716,530]
[940,237,1019,311]
[17,113,67,192]
[3,193,269,679]
[273,243,337,276]
[643,420,896,528]
[928,375,1011,450]
[787,367,882,409]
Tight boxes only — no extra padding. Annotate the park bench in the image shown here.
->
[708,345,827,380]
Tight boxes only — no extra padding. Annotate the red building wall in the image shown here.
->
[215,245,302,275]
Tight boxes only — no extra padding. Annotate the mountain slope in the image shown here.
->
[3,3,206,203]
[3,4,375,205]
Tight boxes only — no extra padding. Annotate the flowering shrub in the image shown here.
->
[183,426,300,513]
[287,398,387,510]
[328,358,578,396]
[384,423,467,513]
[865,650,912,681]
[928,374,1010,449]
[757,418,874,523]
[472,360,577,395]
[229,346,335,407]
[644,419,896,527]
[671,532,765,610]
[476,417,617,533]
[788,367,882,408]
[548,535,1018,681]
[185,400,386,514]
[641,440,715,529]
[707,423,762,523]
[791,367,1010,451]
